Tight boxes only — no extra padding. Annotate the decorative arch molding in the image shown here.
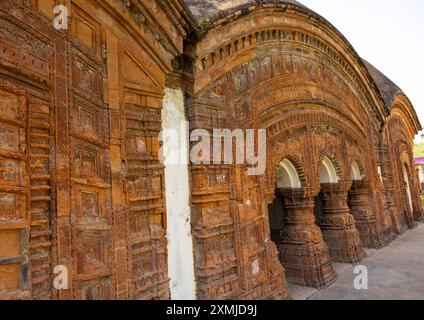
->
[351,160,365,181]
[252,68,368,135]
[345,138,370,181]
[264,111,368,193]
[390,93,422,140]
[276,158,302,189]
[268,112,366,150]
[386,114,414,150]
[318,155,342,184]
[316,132,347,183]
[266,152,307,204]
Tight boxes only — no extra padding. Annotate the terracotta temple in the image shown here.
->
[0,0,422,300]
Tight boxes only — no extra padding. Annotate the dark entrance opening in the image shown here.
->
[268,191,286,246]
[314,194,324,226]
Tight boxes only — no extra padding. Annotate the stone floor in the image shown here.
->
[289,223,424,300]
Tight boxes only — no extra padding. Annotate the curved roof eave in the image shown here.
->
[393,92,423,133]
[361,59,402,111]
[362,59,422,132]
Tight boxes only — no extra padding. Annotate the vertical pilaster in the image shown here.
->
[55,37,73,300]
[278,188,337,289]
[107,31,129,300]
[320,182,366,263]
[348,180,379,248]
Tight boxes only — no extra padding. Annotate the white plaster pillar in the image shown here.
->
[162,88,196,300]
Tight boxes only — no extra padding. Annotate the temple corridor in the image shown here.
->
[290,224,424,300]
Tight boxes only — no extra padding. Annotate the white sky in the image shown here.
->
[300,0,424,142]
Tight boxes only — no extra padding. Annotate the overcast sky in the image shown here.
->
[300,0,424,141]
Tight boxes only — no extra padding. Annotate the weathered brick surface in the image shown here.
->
[0,0,189,300]
[0,0,421,300]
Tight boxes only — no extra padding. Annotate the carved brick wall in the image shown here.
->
[383,113,423,233]
[0,0,421,301]
[0,0,187,300]
[0,1,59,300]
[122,86,168,300]
[68,2,114,299]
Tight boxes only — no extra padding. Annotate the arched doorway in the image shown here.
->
[315,157,340,223]
[269,158,337,288]
[397,150,417,229]
[320,156,340,184]
[351,161,363,181]
[268,159,302,245]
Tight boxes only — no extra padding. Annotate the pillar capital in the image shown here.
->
[350,179,370,191]
[277,186,320,200]
[320,181,352,195]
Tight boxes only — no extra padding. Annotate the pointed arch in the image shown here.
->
[276,158,302,189]
[351,160,365,181]
[320,156,340,184]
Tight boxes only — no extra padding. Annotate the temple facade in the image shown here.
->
[0,0,422,300]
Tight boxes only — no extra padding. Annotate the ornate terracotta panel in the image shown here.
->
[0,88,30,300]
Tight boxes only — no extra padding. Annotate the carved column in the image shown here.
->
[412,168,424,223]
[348,180,380,248]
[319,182,366,263]
[278,188,337,289]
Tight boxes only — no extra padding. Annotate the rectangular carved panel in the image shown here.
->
[0,157,23,187]
[68,6,113,298]
[0,17,50,81]
[0,89,30,300]
[71,3,101,58]
[31,0,56,19]
[123,87,168,300]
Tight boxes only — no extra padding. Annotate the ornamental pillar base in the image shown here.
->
[278,188,337,289]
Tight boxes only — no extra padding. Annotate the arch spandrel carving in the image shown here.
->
[199,51,372,134]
